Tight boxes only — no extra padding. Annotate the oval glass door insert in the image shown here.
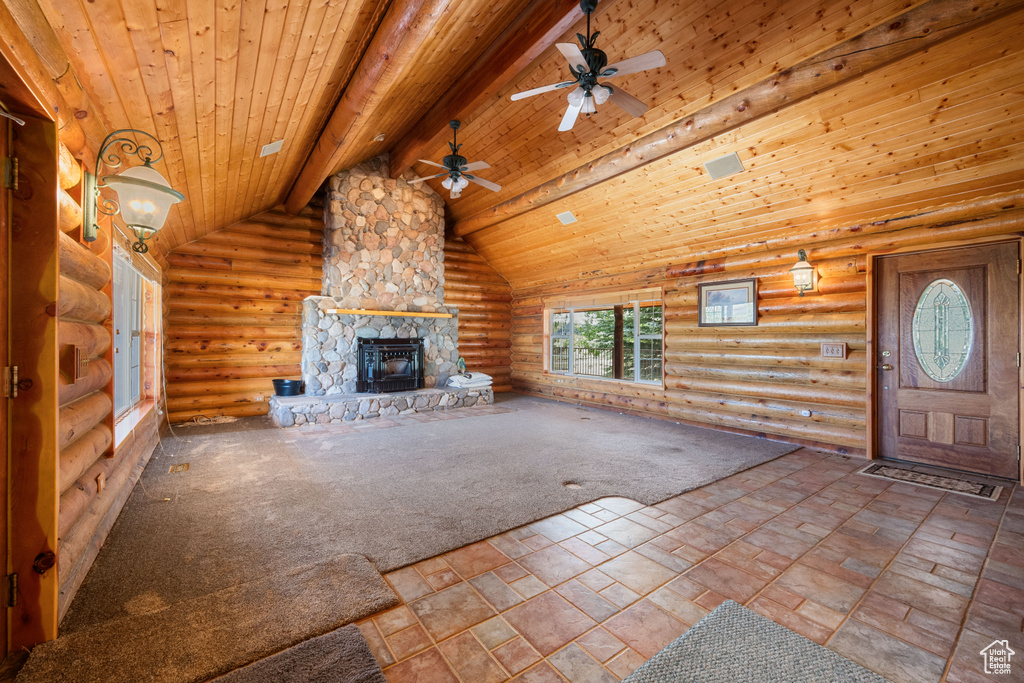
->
[912,278,973,382]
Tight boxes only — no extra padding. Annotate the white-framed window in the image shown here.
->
[547,288,663,384]
[113,253,146,416]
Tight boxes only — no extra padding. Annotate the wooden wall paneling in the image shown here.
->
[237,0,314,218]
[444,237,513,391]
[9,115,60,648]
[465,8,1024,289]
[509,203,1024,454]
[117,0,198,246]
[163,207,322,423]
[56,408,159,619]
[244,0,340,217]
[221,0,268,232]
[233,0,293,225]
[284,0,452,214]
[439,0,935,225]
[387,0,582,178]
[153,6,208,247]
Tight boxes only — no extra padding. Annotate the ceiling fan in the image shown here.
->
[409,120,501,198]
[510,0,666,132]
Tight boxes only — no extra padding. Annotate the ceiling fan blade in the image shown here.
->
[417,159,447,169]
[556,43,588,72]
[608,87,649,118]
[558,100,584,132]
[461,161,490,172]
[510,81,576,101]
[465,175,502,192]
[603,50,666,78]
[408,173,446,184]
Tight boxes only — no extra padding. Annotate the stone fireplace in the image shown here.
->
[270,155,492,427]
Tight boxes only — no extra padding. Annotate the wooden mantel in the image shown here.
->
[325,308,453,319]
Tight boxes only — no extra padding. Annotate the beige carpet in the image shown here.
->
[17,555,396,683]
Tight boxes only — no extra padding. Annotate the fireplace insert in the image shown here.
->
[356,338,425,393]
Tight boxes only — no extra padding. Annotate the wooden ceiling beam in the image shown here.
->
[387,0,583,179]
[453,0,1024,239]
[284,0,452,215]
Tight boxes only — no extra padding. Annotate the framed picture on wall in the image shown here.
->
[698,279,757,326]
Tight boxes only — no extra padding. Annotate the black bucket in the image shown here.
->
[272,379,302,397]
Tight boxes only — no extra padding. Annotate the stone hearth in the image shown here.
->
[269,387,494,427]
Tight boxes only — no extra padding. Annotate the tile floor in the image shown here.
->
[353,449,1023,683]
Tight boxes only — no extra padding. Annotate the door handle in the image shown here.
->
[880,364,893,371]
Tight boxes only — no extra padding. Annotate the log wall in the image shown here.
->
[163,207,323,423]
[54,138,160,620]
[511,196,1024,455]
[444,236,513,392]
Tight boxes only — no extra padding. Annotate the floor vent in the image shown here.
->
[169,463,190,474]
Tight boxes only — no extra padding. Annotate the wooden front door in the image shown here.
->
[876,242,1020,479]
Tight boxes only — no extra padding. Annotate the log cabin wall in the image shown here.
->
[510,197,1024,455]
[54,139,163,619]
[163,207,323,423]
[443,236,513,392]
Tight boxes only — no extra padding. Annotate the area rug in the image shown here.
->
[623,600,891,682]
[16,555,397,683]
[856,462,1004,500]
[209,625,385,683]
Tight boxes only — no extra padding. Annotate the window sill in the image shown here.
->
[115,399,158,448]
[544,372,665,389]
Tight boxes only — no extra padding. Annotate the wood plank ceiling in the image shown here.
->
[32,0,1024,286]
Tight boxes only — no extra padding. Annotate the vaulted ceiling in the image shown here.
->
[28,0,1024,287]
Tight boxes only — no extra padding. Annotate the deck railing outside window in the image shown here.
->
[548,296,663,384]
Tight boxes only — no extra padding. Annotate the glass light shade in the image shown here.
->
[442,177,453,189]
[790,257,814,294]
[103,164,184,233]
[581,93,597,114]
[567,86,585,106]
[593,85,611,105]
[454,176,469,191]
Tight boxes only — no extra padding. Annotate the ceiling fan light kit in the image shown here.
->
[409,120,502,199]
[510,0,666,132]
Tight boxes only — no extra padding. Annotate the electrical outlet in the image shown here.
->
[821,342,848,359]
[800,410,812,417]
[254,395,265,402]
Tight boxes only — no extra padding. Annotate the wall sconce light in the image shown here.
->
[85,129,183,253]
[790,249,815,296]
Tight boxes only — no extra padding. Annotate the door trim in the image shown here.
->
[866,235,1024,484]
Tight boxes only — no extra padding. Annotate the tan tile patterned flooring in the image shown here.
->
[355,449,1023,683]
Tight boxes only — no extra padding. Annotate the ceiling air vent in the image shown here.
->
[260,139,284,157]
[703,152,745,180]
[556,211,577,225]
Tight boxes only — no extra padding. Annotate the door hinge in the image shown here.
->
[3,366,14,398]
[1018,259,1022,275]
[7,573,16,607]
[1,156,17,190]
[1018,353,1021,368]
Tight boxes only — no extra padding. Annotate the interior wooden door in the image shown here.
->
[876,242,1020,479]
[0,115,9,656]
